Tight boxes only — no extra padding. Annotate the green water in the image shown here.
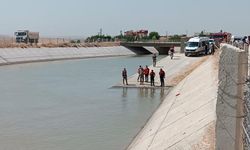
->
[0,55,167,150]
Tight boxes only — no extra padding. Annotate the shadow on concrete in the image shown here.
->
[124,46,152,55]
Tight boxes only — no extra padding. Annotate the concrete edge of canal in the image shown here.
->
[127,44,250,150]
[0,46,136,66]
[127,53,219,149]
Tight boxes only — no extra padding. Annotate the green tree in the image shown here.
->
[169,35,181,42]
[199,31,206,37]
[149,32,160,40]
[152,36,157,41]
[70,40,76,43]
[85,34,113,42]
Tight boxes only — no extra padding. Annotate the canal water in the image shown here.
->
[0,55,167,150]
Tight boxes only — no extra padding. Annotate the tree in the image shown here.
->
[70,40,76,43]
[85,34,113,42]
[199,31,205,37]
[169,35,181,42]
[152,36,157,41]
[149,32,160,40]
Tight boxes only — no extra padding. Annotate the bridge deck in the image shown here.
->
[120,41,182,47]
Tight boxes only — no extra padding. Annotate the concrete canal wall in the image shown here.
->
[216,44,248,150]
[0,46,135,65]
[127,55,218,149]
[127,44,250,150]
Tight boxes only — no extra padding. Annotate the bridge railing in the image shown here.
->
[120,41,182,44]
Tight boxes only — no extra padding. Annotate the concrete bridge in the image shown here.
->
[120,41,185,55]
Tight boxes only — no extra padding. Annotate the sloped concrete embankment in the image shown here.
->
[0,46,135,65]
[127,56,218,149]
[216,44,248,150]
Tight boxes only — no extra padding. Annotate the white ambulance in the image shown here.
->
[185,37,210,56]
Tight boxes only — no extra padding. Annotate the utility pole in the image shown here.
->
[100,28,103,36]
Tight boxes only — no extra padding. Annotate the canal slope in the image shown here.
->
[127,55,218,150]
[0,46,135,65]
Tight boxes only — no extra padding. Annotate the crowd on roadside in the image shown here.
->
[232,36,249,49]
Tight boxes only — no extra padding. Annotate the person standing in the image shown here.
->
[169,46,175,59]
[152,53,157,67]
[150,70,155,86]
[243,36,248,45]
[211,43,215,55]
[137,66,142,82]
[139,66,144,84]
[122,68,128,85]
[159,68,165,87]
[144,65,150,82]
[205,43,208,55]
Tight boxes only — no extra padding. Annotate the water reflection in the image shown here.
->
[130,88,166,99]
[160,88,165,99]
[145,88,149,98]
[150,88,155,98]
[122,87,128,98]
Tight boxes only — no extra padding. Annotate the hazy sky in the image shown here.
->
[0,0,249,37]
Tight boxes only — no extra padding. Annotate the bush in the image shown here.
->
[169,35,181,42]
[149,32,160,40]
[86,35,113,42]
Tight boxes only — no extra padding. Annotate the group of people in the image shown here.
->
[232,36,249,49]
[122,66,166,87]
[204,43,215,55]
[209,43,215,55]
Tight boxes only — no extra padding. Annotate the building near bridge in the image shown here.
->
[124,29,148,38]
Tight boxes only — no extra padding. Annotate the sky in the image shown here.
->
[0,0,249,38]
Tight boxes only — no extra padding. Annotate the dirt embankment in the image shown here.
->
[168,56,209,86]
[192,122,216,150]
[168,50,220,86]
[0,37,120,48]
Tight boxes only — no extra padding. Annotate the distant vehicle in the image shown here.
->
[210,32,231,45]
[231,35,244,42]
[15,30,39,44]
[185,37,210,56]
[231,36,249,49]
[209,39,215,45]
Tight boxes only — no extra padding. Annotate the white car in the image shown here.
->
[209,39,215,45]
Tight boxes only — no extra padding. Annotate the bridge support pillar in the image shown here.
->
[180,38,186,53]
[124,46,152,55]
[154,47,170,55]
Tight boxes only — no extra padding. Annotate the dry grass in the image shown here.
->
[0,37,120,48]
[192,122,216,150]
[168,56,209,86]
[212,49,220,72]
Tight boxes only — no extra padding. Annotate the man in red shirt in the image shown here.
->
[159,68,165,87]
[144,65,150,82]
